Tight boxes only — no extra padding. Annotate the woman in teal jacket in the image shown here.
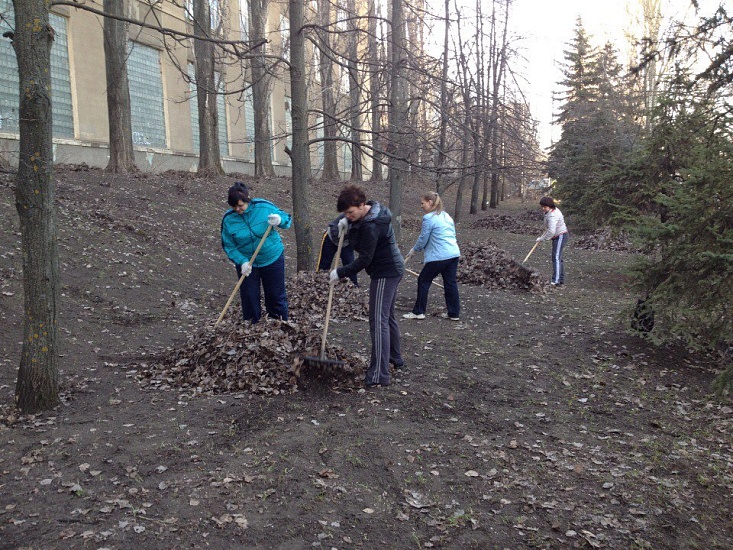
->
[221,182,292,323]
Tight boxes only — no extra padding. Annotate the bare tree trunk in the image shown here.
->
[406,0,423,185]
[435,0,450,193]
[103,0,137,173]
[488,0,509,208]
[318,0,340,180]
[347,0,363,181]
[289,0,314,270]
[12,0,60,413]
[193,0,224,176]
[251,0,275,176]
[471,0,484,213]
[368,0,383,181]
[388,0,408,241]
[453,96,472,225]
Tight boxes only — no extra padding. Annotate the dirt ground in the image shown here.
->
[0,167,731,550]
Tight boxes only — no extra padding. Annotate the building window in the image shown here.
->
[279,15,289,61]
[188,65,229,156]
[284,96,292,159]
[127,42,166,147]
[239,0,249,42]
[0,3,74,138]
[341,128,352,174]
[244,86,254,160]
[185,0,221,29]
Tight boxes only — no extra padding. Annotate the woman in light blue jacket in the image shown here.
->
[403,192,461,321]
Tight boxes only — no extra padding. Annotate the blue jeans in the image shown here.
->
[366,275,403,386]
[236,252,288,323]
[411,257,460,318]
[551,234,568,284]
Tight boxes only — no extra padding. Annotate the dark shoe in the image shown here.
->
[393,362,405,370]
[365,382,389,389]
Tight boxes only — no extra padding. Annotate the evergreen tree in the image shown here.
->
[628,71,733,379]
[548,21,642,227]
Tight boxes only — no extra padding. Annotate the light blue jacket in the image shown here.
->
[221,198,292,267]
[412,210,460,263]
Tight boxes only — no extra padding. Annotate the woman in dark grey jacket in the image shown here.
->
[329,185,405,387]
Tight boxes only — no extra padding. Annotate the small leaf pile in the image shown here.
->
[458,241,547,292]
[135,272,369,395]
[573,228,637,251]
[469,209,542,235]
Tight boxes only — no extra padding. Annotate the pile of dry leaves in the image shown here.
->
[573,228,638,251]
[458,240,547,292]
[136,272,369,395]
[469,209,542,235]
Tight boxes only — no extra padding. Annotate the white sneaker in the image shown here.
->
[402,312,425,320]
[441,313,460,321]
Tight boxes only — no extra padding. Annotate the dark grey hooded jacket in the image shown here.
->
[332,201,404,280]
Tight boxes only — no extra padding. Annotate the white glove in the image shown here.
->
[268,213,281,227]
[536,237,542,242]
[241,261,252,277]
[404,249,415,263]
[337,216,349,233]
[329,269,340,285]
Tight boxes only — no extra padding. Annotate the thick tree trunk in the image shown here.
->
[289,0,314,270]
[12,0,60,413]
[103,0,138,173]
[251,0,275,177]
[193,0,224,176]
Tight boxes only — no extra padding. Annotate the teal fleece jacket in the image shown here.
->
[221,198,292,268]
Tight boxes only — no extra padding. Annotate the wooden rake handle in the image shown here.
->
[215,224,273,327]
[405,267,445,289]
[320,227,346,358]
[523,241,539,264]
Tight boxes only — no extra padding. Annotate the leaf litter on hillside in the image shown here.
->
[135,245,546,395]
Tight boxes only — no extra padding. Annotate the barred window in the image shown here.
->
[188,65,229,156]
[127,42,166,147]
[0,2,74,138]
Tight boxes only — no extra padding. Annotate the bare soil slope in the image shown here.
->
[0,168,731,549]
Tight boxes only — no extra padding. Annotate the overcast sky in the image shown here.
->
[511,0,640,150]
[509,0,707,150]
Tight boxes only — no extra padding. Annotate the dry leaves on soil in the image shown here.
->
[573,228,638,252]
[469,209,541,235]
[458,241,547,292]
[135,272,369,395]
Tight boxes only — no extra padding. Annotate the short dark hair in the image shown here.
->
[228,182,250,207]
[539,196,555,208]
[337,184,367,212]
